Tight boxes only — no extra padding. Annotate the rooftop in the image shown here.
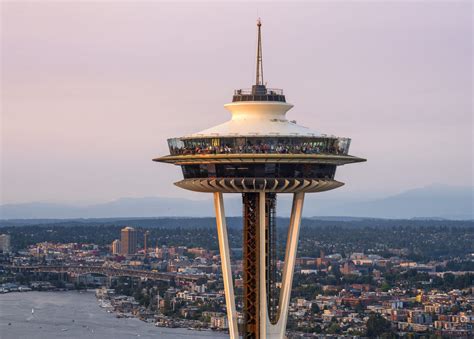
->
[183,101,329,139]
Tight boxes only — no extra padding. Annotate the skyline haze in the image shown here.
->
[1,2,472,206]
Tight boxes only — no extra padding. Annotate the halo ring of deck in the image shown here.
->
[154,153,365,165]
[174,178,344,193]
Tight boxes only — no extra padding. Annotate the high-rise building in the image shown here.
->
[120,226,137,255]
[0,234,11,253]
[143,230,149,255]
[111,239,121,255]
[154,19,365,339]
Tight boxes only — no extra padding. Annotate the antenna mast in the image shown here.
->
[255,18,264,86]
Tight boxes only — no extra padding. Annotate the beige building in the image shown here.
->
[121,226,137,255]
[111,239,121,255]
[211,314,229,329]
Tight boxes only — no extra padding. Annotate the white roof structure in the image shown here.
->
[183,101,332,139]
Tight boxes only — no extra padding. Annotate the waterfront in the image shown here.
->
[0,291,226,339]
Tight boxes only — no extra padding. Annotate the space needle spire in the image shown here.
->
[255,18,264,86]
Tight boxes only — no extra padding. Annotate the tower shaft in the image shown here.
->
[242,193,260,337]
[265,193,278,324]
[243,193,278,338]
[213,192,305,339]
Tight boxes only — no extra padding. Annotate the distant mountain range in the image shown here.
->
[0,185,472,220]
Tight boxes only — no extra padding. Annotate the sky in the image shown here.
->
[1,1,472,205]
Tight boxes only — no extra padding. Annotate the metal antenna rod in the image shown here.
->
[256,18,264,86]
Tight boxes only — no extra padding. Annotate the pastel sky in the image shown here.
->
[1,1,472,204]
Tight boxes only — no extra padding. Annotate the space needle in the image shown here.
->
[154,19,365,339]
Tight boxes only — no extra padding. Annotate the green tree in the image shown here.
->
[311,302,320,314]
[366,313,392,337]
[327,322,341,334]
[381,282,391,292]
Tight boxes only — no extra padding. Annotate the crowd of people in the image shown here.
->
[169,139,349,156]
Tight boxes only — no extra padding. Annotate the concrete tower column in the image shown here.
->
[260,192,305,339]
[213,191,305,338]
[213,192,239,339]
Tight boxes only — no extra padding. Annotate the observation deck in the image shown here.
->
[154,85,365,194]
[154,25,366,195]
[232,85,286,102]
[154,136,365,193]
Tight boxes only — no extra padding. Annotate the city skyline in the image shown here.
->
[2,2,472,206]
[1,3,473,338]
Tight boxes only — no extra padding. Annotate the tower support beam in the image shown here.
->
[269,192,305,338]
[213,192,239,339]
[259,192,304,339]
[258,192,267,338]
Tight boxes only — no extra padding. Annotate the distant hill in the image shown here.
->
[0,217,472,230]
[0,185,472,220]
[0,197,217,219]
[326,185,473,220]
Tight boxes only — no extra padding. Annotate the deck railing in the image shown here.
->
[167,137,351,156]
[234,88,284,96]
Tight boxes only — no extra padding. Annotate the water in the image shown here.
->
[0,291,227,339]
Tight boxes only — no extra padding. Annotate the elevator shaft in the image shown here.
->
[242,193,278,339]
